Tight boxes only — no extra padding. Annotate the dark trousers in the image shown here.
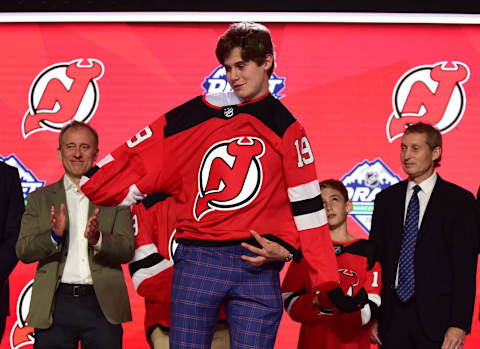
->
[381,296,442,349]
[34,292,123,349]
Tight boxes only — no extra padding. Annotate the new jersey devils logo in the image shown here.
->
[22,58,104,138]
[339,268,359,297]
[194,137,265,221]
[387,61,469,142]
[10,280,35,349]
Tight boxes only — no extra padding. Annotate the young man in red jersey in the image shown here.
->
[81,22,339,349]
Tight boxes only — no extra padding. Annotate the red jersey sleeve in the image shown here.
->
[281,121,338,291]
[282,259,338,324]
[129,200,174,302]
[80,115,168,206]
[365,261,382,306]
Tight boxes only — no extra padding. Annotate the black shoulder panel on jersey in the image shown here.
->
[164,96,223,137]
[142,192,171,210]
[239,94,296,138]
[340,239,377,270]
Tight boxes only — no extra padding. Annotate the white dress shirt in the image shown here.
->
[60,175,94,284]
[403,171,437,228]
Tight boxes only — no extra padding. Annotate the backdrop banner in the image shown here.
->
[1,22,479,349]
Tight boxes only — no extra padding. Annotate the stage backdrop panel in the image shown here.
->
[1,21,479,349]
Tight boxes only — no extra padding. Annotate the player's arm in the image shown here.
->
[282,260,329,324]
[80,116,167,207]
[361,260,382,325]
[281,122,338,292]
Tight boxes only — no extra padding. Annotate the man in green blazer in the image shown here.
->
[16,121,134,349]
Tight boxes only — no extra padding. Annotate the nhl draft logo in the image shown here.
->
[202,66,286,99]
[1,154,45,201]
[22,58,104,138]
[387,61,469,142]
[10,280,35,349]
[341,159,401,233]
[194,136,265,221]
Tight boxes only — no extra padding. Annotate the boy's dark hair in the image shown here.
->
[319,179,349,203]
[404,122,442,168]
[58,121,99,150]
[216,22,275,77]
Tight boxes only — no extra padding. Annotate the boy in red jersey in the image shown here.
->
[81,22,339,349]
[282,180,382,349]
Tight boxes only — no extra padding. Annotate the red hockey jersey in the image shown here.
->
[81,92,338,291]
[129,193,177,331]
[282,239,382,349]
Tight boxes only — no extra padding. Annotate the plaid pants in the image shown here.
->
[170,243,284,349]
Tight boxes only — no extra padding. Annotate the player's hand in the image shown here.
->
[370,319,382,345]
[441,327,465,349]
[240,230,290,266]
[84,208,100,245]
[50,204,66,237]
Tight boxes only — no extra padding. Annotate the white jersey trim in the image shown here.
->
[131,258,173,290]
[96,153,114,168]
[287,179,321,203]
[130,243,158,263]
[282,291,299,315]
[293,208,328,231]
[119,184,147,206]
[361,293,381,325]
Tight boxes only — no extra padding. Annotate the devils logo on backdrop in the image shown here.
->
[22,58,104,138]
[10,280,35,349]
[387,61,469,142]
[194,137,265,221]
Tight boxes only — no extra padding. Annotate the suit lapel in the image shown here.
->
[391,180,408,256]
[50,178,70,233]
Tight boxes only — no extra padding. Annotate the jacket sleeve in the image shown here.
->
[281,121,338,292]
[0,166,24,282]
[448,190,477,333]
[80,115,169,207]
[16,189,63,263]
[95,205,134,265]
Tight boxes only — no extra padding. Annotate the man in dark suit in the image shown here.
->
[0,161,24,343]
[369,122,477,349]
[16,121,134,348]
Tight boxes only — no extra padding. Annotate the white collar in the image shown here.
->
[63,174,79,192]
[407,170,437,195]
